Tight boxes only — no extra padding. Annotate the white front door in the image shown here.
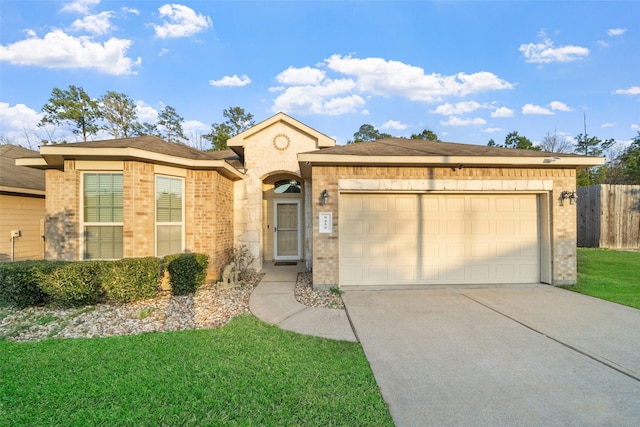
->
[274,200,301,260]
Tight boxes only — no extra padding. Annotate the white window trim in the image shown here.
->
[80,171,124,260]
[155,174,185,257]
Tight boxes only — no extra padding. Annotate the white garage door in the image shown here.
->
[340,193,540,287]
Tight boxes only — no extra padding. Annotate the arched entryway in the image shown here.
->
[262,173,304,262]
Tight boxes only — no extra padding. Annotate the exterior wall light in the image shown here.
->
[320,189,329,205]
[560,190,577,206]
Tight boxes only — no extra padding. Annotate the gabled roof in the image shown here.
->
[0,145,45,195]
[298,138,605,178]
[228,112,335,158]
[16,136,244,180]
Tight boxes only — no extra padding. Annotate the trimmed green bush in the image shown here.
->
[0,261,67,308]
[39,261,106,307]
[164,253,209,296]
[102,258,161,303]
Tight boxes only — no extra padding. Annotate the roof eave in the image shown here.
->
[22,146,245,180]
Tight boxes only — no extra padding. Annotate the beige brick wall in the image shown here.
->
[45,161,79,260]
[44,160,235,282]
[312,166,577,287]
[124,161,155,257]
[186,169,235,280]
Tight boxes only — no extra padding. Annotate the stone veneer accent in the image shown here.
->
[44,160,235,281]
[233,121,321,271]
[312,165,577,288]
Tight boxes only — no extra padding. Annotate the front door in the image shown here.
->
[274,200,301,260]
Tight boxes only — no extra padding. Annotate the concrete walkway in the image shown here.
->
[343,285,640,427]
[249,262,357,342]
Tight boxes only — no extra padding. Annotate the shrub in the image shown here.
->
[164,253,209,296]
[39,261,106,307]
[228,245,255,279]
[102,258,161,304]
[0,261,66,308]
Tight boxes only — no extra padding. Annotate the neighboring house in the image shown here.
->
[1,145,46,262]
[18,112,604,287]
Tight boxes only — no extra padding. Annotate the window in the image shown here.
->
[83,173,123,259]
[156,176,183,257]
[274,179,301,194]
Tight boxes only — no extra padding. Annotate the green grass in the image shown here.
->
[0,314,392,426]
[563,248,640,309]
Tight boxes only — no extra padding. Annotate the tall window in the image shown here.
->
[156,176,183,257]
[83,173,123,259]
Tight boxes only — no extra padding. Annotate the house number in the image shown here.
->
[319,212,333,233]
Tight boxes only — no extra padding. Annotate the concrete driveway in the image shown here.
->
[342,285,640,426]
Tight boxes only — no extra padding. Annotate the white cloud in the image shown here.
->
[597,40,610,48]
[152,4,212,39]
[71,11,115,35]
[0,102,43,144]
[122,7,139,15]
[158,48,169,56]
[322,95,366,115]
[135,101,159,123]
[608,28,627,37]
[0,29,141,75]
[326,55,513,101]
[62,0,100,14]
[522,104,553,115]
[431,101,484,115]
[183,119,208,134]
[209,74,251,87]
[276,66,326,85]
[271,55,513,116]
[381,120,408,130]
[613,86,640,95]
[519,31,589,63]
[549,101,572,111]
[601,122,615,128]
[440,116,486,126]
[491,107,514,118]
[483,127,503,133]
[632,124,639,131]
[271,78,362,116]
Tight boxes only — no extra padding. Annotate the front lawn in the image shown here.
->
[563,248,640,309]
[0,314,392,426]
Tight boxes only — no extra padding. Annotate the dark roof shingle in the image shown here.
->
[311,138,586,158]
[0,145,45,192]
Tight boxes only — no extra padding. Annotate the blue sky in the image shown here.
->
[1,0,638,152]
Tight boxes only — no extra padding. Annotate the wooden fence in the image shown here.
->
[577,184,640,249]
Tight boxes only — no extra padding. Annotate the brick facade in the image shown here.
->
[312,165,577,287]
[44,160,235,281]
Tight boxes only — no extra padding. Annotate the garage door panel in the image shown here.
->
[340,193,540,287]
[342,219,363,235]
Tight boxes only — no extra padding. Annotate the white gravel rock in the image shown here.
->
[0,272,344,342]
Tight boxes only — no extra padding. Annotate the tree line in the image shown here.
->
[347,123,639,185]
[34,85,255,150]
[5,84,639,185]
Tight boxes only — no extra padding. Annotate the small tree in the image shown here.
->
[347,124,392,144]
[205,107,255,151]
[100,91,141,139]
[410,129,439,141]
[574,132,615,186]
[504,131,539,150]
[39,85,102,142]
[617,132,640,184]
[158,105,187,143]
[538,130,573,153]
